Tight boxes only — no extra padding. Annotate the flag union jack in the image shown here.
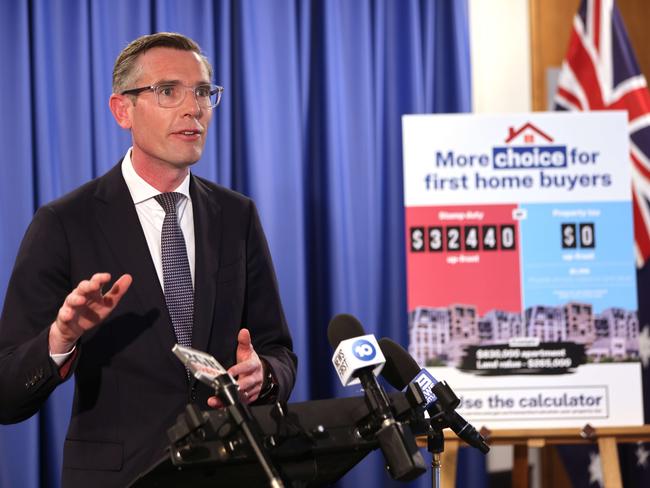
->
[554,0,650,267]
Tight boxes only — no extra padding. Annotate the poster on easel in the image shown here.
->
[402,112,643,428]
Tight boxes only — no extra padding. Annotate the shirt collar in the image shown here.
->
[121,147,191,205]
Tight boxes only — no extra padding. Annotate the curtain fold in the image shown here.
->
[0,1,476,487]
[0,3,39,484]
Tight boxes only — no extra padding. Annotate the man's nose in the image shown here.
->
[181,87,202,116]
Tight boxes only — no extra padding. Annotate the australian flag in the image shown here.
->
[554,0,650,485]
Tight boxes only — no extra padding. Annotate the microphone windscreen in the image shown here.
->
[378,338,421,389]
[327,314,365,348]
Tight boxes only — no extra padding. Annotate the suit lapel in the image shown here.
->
[190,175,221,353]
[92,163,183,374]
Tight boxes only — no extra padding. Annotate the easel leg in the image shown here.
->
[512,444,528,488]
[597,436,622,488]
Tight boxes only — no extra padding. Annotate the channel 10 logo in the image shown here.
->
[352,339,377,361]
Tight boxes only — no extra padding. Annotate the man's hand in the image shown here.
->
[207,328,264,408]
[48,273,133,354]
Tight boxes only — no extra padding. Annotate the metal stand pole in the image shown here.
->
[428,429,444,488]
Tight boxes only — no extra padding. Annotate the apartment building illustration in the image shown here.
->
[409,301,639,367]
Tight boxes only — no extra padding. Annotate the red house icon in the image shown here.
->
[505,122,553,144]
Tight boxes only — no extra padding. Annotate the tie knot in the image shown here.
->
[154,192,184,214]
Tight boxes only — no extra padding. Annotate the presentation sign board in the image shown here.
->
[402,112,643,428]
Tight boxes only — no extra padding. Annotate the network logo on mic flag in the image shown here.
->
[172,344,232,387]
[413,369,438,407]
[553,0,650,268]
[332,334,385,386]
[352,339,378,360]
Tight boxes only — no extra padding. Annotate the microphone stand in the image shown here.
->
[398,381,447,488]
[426,393,458,488]
[215,377,285,488]
[427,428,445,488]
[425,381,489,488]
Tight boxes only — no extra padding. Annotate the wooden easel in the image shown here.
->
[419,425,650,488]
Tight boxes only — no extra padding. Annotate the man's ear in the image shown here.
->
[109,94,133,129]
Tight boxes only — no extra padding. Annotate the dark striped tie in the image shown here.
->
[154,192,194,348]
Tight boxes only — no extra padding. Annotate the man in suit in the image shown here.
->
[0,32,296,487]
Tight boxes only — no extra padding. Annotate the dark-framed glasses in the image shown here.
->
[121,82,224,108]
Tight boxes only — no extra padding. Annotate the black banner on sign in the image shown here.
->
[460,342,587,375]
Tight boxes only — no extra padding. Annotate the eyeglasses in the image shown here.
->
[121,82,224,108]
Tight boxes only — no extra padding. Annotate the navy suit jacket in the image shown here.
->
[0,163,297,487]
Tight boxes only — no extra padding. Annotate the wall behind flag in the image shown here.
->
[529,0,650,110]
[468,0,532,113]
[469,0,650,113]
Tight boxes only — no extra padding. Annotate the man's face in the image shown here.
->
[123,47,213,171]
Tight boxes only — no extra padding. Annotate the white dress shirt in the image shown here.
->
[121,147,196,289]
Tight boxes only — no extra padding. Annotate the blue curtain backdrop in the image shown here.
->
[0,1,482,487]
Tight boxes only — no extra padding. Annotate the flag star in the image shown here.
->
[636,442,650,468]
[639,326,650,368]
[588,451,604,487]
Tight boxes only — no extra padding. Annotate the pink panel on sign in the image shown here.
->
[405,204,522,315]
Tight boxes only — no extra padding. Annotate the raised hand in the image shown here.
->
[48,273,133,354]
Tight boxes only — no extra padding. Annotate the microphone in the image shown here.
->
[173,343,240,403]
[377,338,490,454]
[173,345,286,488]
[327,314,426,481]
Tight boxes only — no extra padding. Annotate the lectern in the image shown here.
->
[129,395,409,487]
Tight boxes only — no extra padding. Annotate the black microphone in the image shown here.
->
[378,338,490,454]
[327,314,426,481]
